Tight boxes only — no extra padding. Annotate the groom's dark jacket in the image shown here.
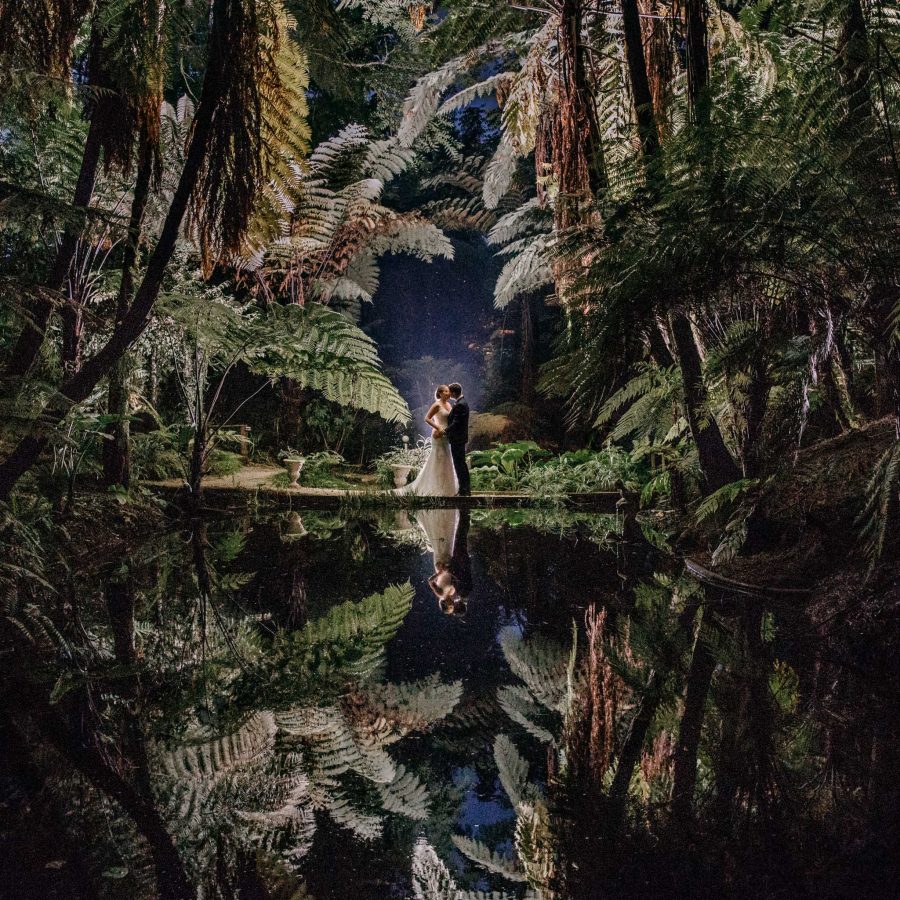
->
[445,398,469,445]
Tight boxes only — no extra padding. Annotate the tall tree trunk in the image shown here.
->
[607,674,661,826]
[103,142,155,487]
[520,294,536,404]
[0,0,226,502]
[683,0,710,123]
[622,0,660,160]
[671,615,717,824]
[670,312,741,491]
[740,352,770,477]
[837,0,899,436]
[622,0,739,491]
[2,113,104,385]
[646,319,675,369]
[278,378,310,450]
[556,0,606,205]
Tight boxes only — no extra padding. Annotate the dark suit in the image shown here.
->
[445,397,470,495]
[450,509,473,598]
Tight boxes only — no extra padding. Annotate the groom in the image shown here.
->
[444,382,471,496]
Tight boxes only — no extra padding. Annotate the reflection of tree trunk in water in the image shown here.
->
[671,609,717,824]
[709,606,779,838]
[191,523,213,603]
[35,712,194,899]
[608,596,707,827]
[104,571,154,797]
[607,676,659,827]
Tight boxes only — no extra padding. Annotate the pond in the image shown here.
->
[1,508,896,899]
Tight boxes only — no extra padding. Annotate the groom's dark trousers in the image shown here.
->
[445,397,471,495]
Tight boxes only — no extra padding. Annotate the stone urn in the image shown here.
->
[282,511,307,540]
[391,464,412,488]
[283,457,304,487]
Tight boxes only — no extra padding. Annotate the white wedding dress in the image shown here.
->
[395,404,459,497]
[415,508,460,569]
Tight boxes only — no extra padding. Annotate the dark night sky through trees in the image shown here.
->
[362,235,500,413]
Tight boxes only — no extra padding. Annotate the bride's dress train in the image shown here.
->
[415,508,459,569]
[395,405,458,497]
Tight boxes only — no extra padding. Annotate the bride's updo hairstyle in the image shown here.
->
[435,384,450,400]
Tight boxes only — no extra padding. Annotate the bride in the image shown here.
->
[395,385,459,497]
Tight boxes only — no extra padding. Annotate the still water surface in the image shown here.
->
[1,509,896,899]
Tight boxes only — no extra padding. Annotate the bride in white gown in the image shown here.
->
[395,385,459,497]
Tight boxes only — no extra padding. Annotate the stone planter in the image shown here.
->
[283,457,304,487]
[282,511,307,540]
[391,464,412,488]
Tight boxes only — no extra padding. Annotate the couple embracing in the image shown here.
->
[397,382,470,497]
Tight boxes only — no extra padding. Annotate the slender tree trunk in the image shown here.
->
[104,143,155,486]
[36,713,193,899]
[646,319,675,368]
[683,0,710,123]
[104,572,155,799]
[671,617,717,824]
[0,5,224,501]
[2,113,104,385]
[520,294,536,404]
[740,353,770,477]
[622,0,659,160]
[670,312,741,491]
[60,274,84,377]
[622,0,738,491]
[607,675,660,825]
[278,378,310,450]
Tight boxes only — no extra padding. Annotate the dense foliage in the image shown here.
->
[0,5,898,896]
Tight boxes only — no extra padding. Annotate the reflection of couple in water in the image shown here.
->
[416,508,472,615]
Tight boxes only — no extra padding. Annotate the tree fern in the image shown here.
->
[450,835,527,882]
[856,441,900,570]
[275,582,414,681]
[360,673,463,734]
[499,627,569,713]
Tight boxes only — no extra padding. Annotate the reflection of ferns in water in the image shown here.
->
[156,584,461,881]
[496,627,570,747]
[434,629,572,898]
[411,837,540,900]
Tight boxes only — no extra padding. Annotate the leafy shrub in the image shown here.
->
[468,441,551,490]
[468,441,649,497]
[207,450,243,477]
[131,429,183,481]
[271,451,356,489]
[375,440,432,487]
[522,445,645,499]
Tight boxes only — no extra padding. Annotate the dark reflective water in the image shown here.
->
[1,509,897,899]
